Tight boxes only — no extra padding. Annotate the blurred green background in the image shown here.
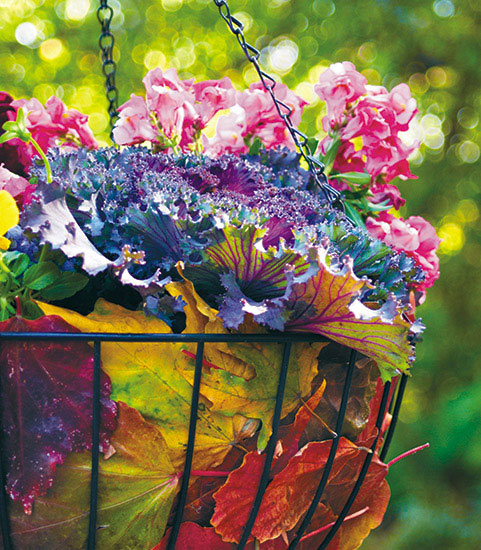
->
[1,0,480,547]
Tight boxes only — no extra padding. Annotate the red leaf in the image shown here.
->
[212,437,390,546]
[211,451,265,543]
[0,314,117,513]
[156,522,233,550]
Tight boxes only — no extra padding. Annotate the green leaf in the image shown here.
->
[1,121,17,131]
[248,137,263,155]
[0,131,17,144]
[320,136,341,174]
[335,172,372,185]
[4,252,30,277]
[8,403,179,550]
[23,262,61,290]
[38,272,88,301]
[344,201,367,229]
[307,137,320,155]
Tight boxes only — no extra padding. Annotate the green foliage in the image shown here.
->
[2,0,481,547]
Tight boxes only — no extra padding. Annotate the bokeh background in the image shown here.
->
[1,0,480,547]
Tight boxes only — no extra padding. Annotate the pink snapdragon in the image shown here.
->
[10,96,97,158]
[366,212,441,291]
[369,183,406,210]
[316,62,418,185]
[315,61,367,126]
[114,68,236,150]
[112,95,157,146]
[0,165,35,207]
[192,77,236,126]
[204,82,307,155]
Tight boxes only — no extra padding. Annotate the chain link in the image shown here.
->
[97,0,119,135]
[212,0,343,207]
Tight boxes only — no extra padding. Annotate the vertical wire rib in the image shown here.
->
[167,341,205,550]
[237,342,293,550]
[0,338,12,550]
[380,374,408,462]
[87,340,102,550]
[288,349,358,549]
[317,382,392,550]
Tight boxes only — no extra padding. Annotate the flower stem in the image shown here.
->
[299,506,370,542]
[29,136,52,183]
[387,442,430,468]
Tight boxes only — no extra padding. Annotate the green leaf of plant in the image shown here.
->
[320,136,341,174]
[0,131,17,143]
[335,172,372,185]
[4,251,30,277]
[8,402,179,550]
[344,201,366,229]
[248,137,263,155]
[38,272,89,301]
[23,262,61,290]
[307,137,320,155]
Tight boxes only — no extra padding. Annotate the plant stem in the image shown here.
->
[387,442,430,468]
[29,136,52,183]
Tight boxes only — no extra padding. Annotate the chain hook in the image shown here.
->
[97,0,119,138]
[212,0,344,209]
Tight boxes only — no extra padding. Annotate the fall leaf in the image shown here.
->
[37,299,259,470]
[156,522,233,550]
[302,342,379,443]
[167,277,326,449]
[212,437,389,546]
[285,248,414,380]
[0,313,117,514]
[9,402,179,550]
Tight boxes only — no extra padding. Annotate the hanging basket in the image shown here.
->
[0,0,440,549]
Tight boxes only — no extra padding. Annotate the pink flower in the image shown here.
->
[369,183,406,210]
[366,212,441,291]
[10,96,97,163]
[192,77,236,125]
[203,105,248,156]
[204,81,307,156]
[363,135,418,182]
[0,165,35,207]
[113,95,157,146]
[341,96,395,141]
[237,82,307,150]
[314,62,367,126]
[141,68,200,149]
[373,83,417,131]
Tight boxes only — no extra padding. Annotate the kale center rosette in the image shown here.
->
[0,62,438,550]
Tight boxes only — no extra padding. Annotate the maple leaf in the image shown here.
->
[9,402,179,549]
[0,313,117,514]
[285,248,415,380]
[302,342,379,443]
[156,522,233,550]
[38,299,259,470]
[212,438,390,546]
[167,276,326,450]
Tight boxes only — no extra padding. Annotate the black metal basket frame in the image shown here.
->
[0,331,406,550]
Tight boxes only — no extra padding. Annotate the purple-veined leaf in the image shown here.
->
[285,248,414,380]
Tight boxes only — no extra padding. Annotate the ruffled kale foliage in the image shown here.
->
[18,146,423,377]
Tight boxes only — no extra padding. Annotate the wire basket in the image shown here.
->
[0,330,406,549]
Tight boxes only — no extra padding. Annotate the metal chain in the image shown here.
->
[97,0,119,135]
[212,0,343,207]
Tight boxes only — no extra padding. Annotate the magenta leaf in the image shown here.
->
[0,314,117,514]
